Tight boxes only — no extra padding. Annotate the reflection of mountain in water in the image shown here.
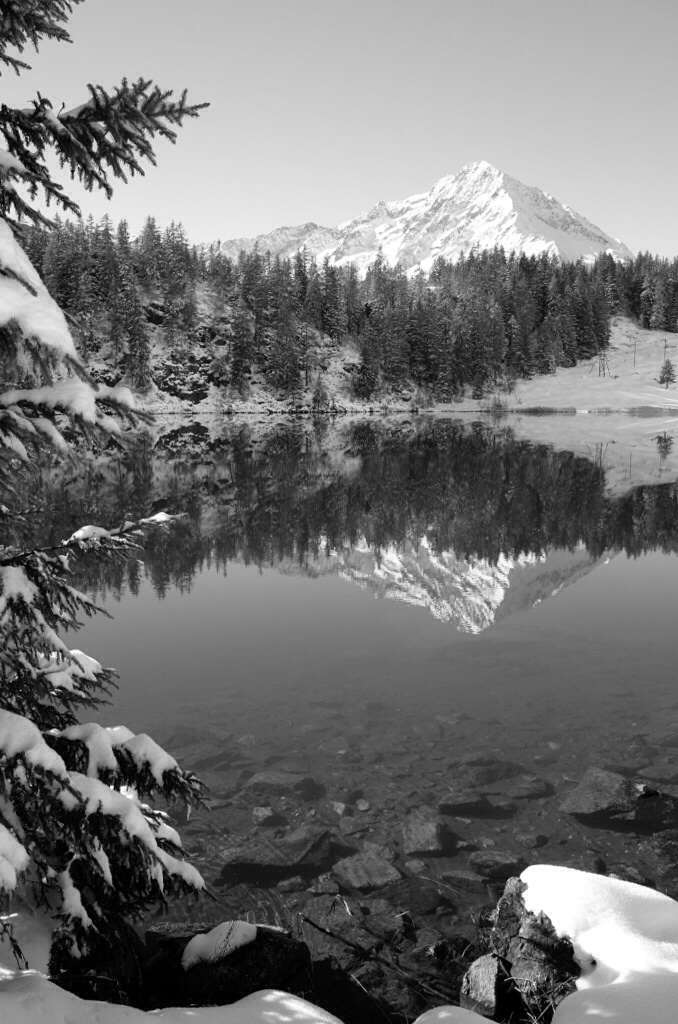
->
[8,418,678,630]
[277,538,602,633]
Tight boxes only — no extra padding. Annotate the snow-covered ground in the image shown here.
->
[3,865,678,1024]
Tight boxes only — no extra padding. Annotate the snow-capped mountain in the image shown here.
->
[221,161,633,274]
[277,538,604,634]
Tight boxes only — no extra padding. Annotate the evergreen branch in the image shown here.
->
[1,79,208,226]
[0,1,81,75]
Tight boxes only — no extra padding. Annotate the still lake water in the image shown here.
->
[24,416,678,932]
[55,417,678,738]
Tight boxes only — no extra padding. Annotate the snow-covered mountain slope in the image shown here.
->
[277,538,603,634]
[220,161,633,274]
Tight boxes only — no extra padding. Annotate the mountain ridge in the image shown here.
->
[221,160,633,273]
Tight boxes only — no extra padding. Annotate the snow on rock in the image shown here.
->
[0,220,77,360]
[0,823,29,891]
[220,160,633,276]
[521,863,678,1023]
[0,975,345,1024]
[181,920,257,970]
[0,710,68,779]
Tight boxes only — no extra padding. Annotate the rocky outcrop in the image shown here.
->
[461,876,579,1022]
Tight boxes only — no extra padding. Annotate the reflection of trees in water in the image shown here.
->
[9,421,678,602]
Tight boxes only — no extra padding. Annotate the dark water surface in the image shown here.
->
[15,418,678,954]
[47,417,678,736]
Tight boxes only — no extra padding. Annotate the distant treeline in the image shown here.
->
[22,215,678,398]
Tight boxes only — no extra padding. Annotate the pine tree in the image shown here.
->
[119,260,152,392]
[228,299,254,395]
[136,216,163,292]
[0,0,208,990]
[659,359,676,388]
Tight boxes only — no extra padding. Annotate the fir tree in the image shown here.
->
[0,0,208,989]
[659,358,676,388]
[136,216,163,291]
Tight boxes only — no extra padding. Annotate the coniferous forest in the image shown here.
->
[23,215,678,404]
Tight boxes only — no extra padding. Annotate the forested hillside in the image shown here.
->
[23,216,678,407]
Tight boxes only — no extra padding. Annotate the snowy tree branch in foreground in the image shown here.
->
[0,218,151,487]
[1,77,208,230]
[0,513,206,970]
[0,0,210,990]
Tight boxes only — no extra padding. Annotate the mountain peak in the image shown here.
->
[456,158,501,177]
[221,163,633,272]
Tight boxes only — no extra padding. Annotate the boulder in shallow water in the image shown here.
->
[217,825,332,882]
[468,850,526,881]
[332,850,403,891]
[403,807,455,856]
[560,766,678,831]
[438,787,493,816]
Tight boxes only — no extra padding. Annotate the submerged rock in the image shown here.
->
[252,806,288,827]
[560,766,678,831]
[441,869,487,895]
[438,788,492,816]
[501,775,553,800]
[380,876,457,917]
[243,770,325,800]
[402,808,455,856]
[468,850,526,881]
[298,893,397,966]
[216,825,332,882]
[332,850,403,891]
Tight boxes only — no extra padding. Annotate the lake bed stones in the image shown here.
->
[216,825,332,883]
[243,770,325,800]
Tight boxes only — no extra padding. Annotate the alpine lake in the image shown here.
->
[14,412,678,1014]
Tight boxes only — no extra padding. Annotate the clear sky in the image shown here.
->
[4,0,677,256]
